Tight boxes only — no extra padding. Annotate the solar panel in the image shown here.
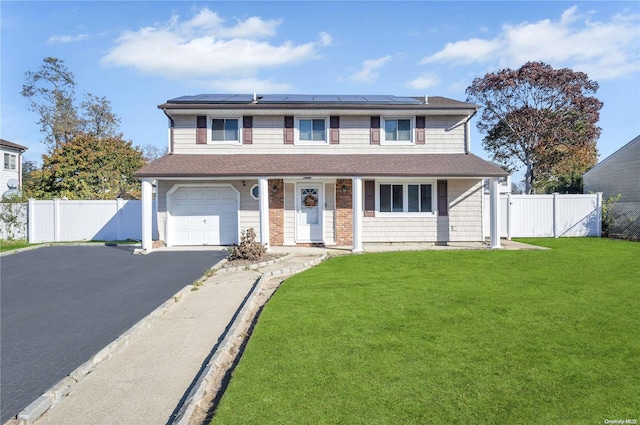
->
[167,94,254,103]
[167,94,425,105]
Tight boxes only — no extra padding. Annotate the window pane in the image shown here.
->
[408,185,419,212]
[312,119,325,141]
[4,154,9,169]
[10,156,16,170]
[380,185,391,212]
[212,119,224,141]
[392,185,403,212]
[299,119,312,141]
[225,119,239,141]
[421,184,432,212]
[385,120,398,141]
[398,119,411,141]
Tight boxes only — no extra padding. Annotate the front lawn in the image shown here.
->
[212,238,639,424]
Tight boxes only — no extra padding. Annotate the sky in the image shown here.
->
[1,1,639,184]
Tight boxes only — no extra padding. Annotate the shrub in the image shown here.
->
[601,194,621,238]
[227,228,266,261]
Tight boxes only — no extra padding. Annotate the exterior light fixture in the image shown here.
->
[342,184,347,194]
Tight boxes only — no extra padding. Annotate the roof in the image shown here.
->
[0,139,28,152]
[158,94,477,111]
[135,153,508,179]
[583,134,640,177]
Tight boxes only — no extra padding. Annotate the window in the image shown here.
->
[4,153,16,170]
[211,118,240,143]
[379,183,433,213]
[297,118,327,143]
[384,118,412,143]
[250,184,260,200]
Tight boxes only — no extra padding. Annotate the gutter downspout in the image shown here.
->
[464,109,478,154]
[161,108,175,154]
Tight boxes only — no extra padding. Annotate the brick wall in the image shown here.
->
[269,179,284,245]
[335,179,353,246]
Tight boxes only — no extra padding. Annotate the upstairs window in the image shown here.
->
[211,118,240,143]
[4,153,16,170]
[297,118,327,143]
[383,118,413,144]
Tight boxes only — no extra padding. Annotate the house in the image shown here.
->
[0,139,28,198]
[135,94,508,252]
[583,135,640,202]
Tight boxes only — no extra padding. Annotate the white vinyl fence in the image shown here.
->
[483,193,602,239]
[27,199,157,243]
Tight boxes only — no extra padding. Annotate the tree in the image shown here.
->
[26,133,145,200]
[21,57,123,148]
[466,61,602,194]
[21,159,39,191]
[21,57,81,147]
[81,93,122,139]
[140,144,168,163]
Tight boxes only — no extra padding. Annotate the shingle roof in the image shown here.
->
[135,154,507,179]
[158,95,478,111]
[0,139,28,152]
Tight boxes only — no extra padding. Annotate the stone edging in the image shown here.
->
[170,253,328,425]
[212,253,295,273]
[0,242,140,257]
[8,283,192,425]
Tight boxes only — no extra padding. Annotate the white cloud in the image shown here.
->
[349,55,392,83]
[420,6,640,80]
[406,73,441,90]
[47,34,88,44]
[101,8,331,80]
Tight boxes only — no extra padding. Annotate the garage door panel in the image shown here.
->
[170,186,238,246]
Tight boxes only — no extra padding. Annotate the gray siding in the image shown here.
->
[584,137,640,202]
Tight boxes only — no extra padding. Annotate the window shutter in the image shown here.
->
[364,180,375,217]
[330,116,340,144]
[370,116,380,145]
[196,116,207,144]
[416,116,426,145]
[437,180,448,216]
[243,116,253,144]
[284,116,294,144]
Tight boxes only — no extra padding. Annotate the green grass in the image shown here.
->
[212,238,639,425]
[0,239,38,252]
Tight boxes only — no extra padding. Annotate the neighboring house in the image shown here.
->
[583,135,640,202]
[135,94,508,251]
[0,139,28,198]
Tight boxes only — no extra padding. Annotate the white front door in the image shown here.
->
[297,184,323,242]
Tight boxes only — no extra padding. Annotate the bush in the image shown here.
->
[227,228,266,261]
[602,194,621,238]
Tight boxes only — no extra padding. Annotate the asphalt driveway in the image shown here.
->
[0,245,226,423]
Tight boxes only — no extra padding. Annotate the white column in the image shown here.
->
[141,179,153,251]
[259,177,270,250]
[489,178,501,249]
[352,177,363,252]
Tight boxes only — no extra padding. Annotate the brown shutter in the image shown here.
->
[243,116,253,144]
[330,116,340,144]
[370,116,380,145]
[437,180,448,216]
[416,116,426,145]
[196,116,207,144]
[364,180,375,217]
[284,116,294,144]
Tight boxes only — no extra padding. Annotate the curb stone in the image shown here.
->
[170,253,328,425]
[0,242,141,257]
[6,283,193,425]
[213,253,295,274]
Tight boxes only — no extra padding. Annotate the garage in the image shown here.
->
[169,186,239,246]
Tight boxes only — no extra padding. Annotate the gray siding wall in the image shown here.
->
[172,115,467,154]
[584,138,640,202]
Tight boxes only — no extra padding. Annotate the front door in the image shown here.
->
[297,184,323,242]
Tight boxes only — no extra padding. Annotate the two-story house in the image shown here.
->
[1,139,28,198]
[135,94,507,251]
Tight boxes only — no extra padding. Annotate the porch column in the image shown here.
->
[352,177,363,252]
[259,177,270,250]
[489,177,501,249]
[141,179,153,251]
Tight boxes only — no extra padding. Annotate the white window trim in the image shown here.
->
[4,153,17,170]
[208,117,242,145]
[381,117,415,146]
[295,116,329,145]
[250,184,260,200]
[375,180,437,217]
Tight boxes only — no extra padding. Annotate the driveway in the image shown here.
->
[0,245,226,423]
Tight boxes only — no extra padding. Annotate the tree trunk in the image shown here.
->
[524,156,534,194]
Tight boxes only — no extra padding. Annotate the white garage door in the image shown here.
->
[170,186,238,246]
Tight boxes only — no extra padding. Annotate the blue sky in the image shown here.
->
[2,1,639,183]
